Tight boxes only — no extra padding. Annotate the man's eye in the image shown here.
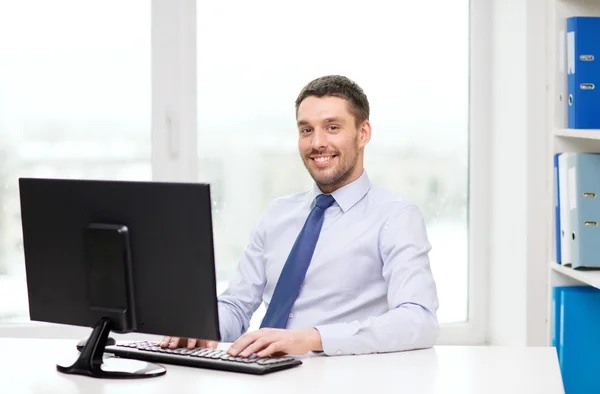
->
[327,125,339,131]
[301,128,312,134]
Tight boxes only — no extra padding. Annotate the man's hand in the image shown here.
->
[228,328,322,358]
[159,336,218,350]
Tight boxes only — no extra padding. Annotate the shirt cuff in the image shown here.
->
[314,322,359,356]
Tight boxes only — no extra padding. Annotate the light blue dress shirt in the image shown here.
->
[217,170,439,356]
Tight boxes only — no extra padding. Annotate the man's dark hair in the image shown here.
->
[295,75,370,126]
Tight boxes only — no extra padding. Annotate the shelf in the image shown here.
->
[554,129,600,140]
[550,262,600,289]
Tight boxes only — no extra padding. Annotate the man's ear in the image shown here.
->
[358,120,372,148]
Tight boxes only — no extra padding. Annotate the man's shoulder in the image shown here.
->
[261,191,310,217]
[368,184,415,211]
[367,185,427,234]
[270,190,310,205]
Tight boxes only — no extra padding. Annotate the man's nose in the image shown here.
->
[311,129,327,150]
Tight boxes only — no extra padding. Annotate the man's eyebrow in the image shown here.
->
[297,117,344,127]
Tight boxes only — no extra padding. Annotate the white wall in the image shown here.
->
[487,0,549,346]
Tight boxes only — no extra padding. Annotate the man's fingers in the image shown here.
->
[159,337,217,350]
[169,337,181,349]
[228,330,265,356]
[228,334,254,355]
[159,336,180,349]
[159,336,172,348]
[239,336,270,358]
[206,340,218,349]
[257,342,281,358]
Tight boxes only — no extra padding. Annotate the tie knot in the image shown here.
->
[315,194,336,210]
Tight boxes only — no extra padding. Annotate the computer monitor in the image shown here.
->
[18,177,220,379]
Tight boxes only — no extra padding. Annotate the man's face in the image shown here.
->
[296,96,370,192]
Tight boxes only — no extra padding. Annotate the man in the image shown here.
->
[161,75,439,357]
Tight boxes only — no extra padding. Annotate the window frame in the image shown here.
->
[0,0,491,344]
[0,0,196,338]
[433,0,491,345]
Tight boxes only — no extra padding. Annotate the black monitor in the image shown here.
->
[18,177,220,379]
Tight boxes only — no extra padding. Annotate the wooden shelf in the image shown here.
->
[554,128,600,140]
[550,262,600,289]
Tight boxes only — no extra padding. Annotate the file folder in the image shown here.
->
[559,286,600,394]
[568,153,600,268]
[567,16,600,129]
[558,153,572,265]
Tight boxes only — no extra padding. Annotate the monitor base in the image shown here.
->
[57,318,166,379]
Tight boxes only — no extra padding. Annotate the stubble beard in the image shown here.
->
[304,150,359,192]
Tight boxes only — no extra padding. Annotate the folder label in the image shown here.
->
[569,167,577,209]
[568,31,575,73]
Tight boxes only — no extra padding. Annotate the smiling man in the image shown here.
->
[160,75,439,357]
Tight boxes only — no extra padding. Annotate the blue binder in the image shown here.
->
[553,286,597,358]
[551,286,563,351]
[559,286,600,394]
[567,16,600,129]
[554,153,562,263]
[567,153,600,268]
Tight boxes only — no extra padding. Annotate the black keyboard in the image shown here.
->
[104,341,302,375]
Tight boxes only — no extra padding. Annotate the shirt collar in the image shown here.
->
[310,170,371,213]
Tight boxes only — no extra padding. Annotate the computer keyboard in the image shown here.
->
[103,341,302,375]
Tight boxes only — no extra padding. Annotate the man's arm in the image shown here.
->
[216,216,268,342]
[314,204,439,355]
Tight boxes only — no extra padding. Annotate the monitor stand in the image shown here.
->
[57,318,166,379]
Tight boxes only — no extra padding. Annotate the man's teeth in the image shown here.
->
[314,156,333,163]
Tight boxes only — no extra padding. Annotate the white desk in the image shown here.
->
[1,338,563,394]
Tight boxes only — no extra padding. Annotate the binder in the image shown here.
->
[568,153,600,268]
[567,17,600,129]
[558,153,572,265]
[559,286,600,394]
[554,153,561,263]
[553,286,595,358]
[551,286,563,352]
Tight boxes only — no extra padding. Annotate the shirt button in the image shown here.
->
[288,313,293,319]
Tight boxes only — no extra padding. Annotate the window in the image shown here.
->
[0,0,486,343]
[197,0,469,329]
[0,0,151,322]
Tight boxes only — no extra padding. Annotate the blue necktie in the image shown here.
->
[260,194,336,329]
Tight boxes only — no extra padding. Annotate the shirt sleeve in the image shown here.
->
[314,204,440,355]
[216,214,268,342]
